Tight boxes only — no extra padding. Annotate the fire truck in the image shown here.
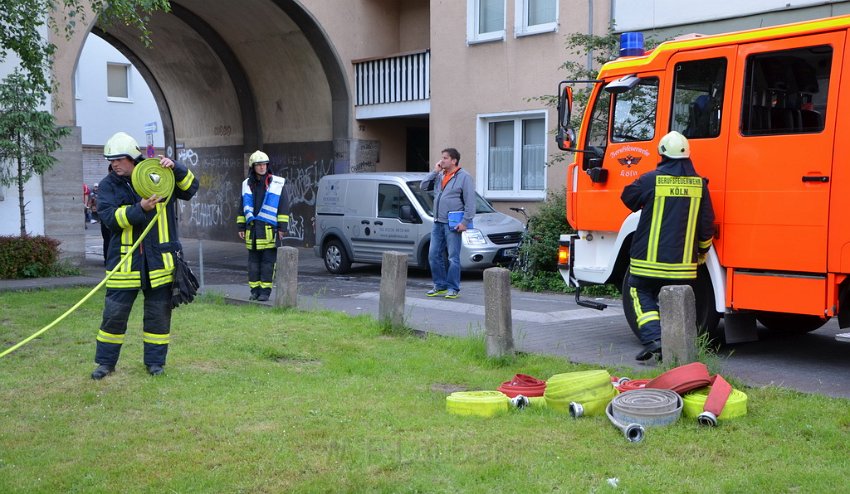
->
[555,16,850,342]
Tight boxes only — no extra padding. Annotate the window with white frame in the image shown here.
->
[467,0,506,44]
[479,113,547,199]
[107,63,130,101]
[515,0,557,36]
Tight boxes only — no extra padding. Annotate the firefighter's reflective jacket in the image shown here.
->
[99,162,199,289]
[237,173,289,250]
[621,157,715,280]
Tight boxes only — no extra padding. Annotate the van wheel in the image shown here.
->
[621,266,720,341]
[323,239,351,274]
[756,312,828,333]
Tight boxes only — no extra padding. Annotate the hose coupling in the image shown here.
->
[624,423,646,443]
[510,395,529,409]
[697,411,718,427]
[569,401,584,418]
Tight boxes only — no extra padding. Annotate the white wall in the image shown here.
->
[0,25,47,236]
[614,0,848,31]
[75,34,164,148]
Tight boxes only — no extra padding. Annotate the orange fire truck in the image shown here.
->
[556,15,850,342]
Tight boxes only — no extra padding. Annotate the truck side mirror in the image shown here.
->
[557,84,574,151]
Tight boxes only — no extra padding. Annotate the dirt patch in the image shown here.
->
[430,383,470,394]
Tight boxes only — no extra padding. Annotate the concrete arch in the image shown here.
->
[50,0,352,257]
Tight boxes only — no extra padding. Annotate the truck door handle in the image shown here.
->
[361,220,370,224]
[374,221,383,226]
[802,175,829,183]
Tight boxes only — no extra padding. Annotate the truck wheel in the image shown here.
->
[323,239,351,274]
[621,267,720,341]
[756,312,828,333]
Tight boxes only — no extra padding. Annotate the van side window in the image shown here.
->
[378,184,412,219]
[611,77,659,143]
[742,45,831,136]
[671,58,726,138]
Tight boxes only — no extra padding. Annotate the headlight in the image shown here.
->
[462,229,487,245]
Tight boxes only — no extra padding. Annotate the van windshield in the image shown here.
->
[406,181,496,216]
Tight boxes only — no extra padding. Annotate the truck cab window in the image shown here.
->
[611,78,659,143]
[671,58,727,138]
[742,45,831,135]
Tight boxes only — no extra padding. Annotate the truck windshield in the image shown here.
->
[407,181,497,216]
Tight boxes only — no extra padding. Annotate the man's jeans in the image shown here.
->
[429,221,462,292]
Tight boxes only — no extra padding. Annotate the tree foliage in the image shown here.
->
[0,70,70,235]
[0,0,171,95]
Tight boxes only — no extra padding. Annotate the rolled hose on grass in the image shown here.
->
[605,389,683,443]
[446,391,510,418]
[683,386,748,422]
[544,370,617,417]
[0,161,174,359]
[497,374,546,397]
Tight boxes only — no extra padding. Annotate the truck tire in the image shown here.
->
[622,266,720,341]
[756,312,828,333]
[323,239,351,274]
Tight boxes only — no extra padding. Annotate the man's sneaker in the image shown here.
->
[91,364,115,380]
[635,340,662,361]
[444,289,459,299]
[426,288,447,297]
[147,364,165,376]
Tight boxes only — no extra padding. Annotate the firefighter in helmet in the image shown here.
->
[91,132,199,379]
[621,130,716,361]
[237,150,290,301]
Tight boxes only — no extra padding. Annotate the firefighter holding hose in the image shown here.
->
[91,132,199,379]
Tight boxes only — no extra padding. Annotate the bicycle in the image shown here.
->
[508,207,535,275]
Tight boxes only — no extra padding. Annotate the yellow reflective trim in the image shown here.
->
[155,203,167,244]
[647,195,664,264]
[637,312,660,327]
[630,258,697,271]
[260,282,273,289]
[177,170,195,190]
[116,205,131,229]
[629,287,644,322]
[237,216,246,224]
[630,267,697,279]
[96,330,125,344]
[699,238,713,250]
[683,196,700,263]
[143,332,170,345]
[654,176,703,198]
[248,281,262,288]
[277,214,289,222]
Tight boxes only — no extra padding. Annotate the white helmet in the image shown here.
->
[249,150,270,167]
[104,132,143,161]
[658,131,690,159]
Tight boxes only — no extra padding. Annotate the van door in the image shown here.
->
[369,183,419,260]
[346,180,379,261]
[725,33,842,273]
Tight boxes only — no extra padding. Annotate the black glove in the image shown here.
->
[172,252,199,309]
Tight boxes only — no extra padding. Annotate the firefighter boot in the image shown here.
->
[635,340,662,361]
[147,364,164,376]
[91,364,115,380]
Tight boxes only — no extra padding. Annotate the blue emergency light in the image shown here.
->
[619,32,645,57]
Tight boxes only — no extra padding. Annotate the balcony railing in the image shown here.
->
[353,50,430,119]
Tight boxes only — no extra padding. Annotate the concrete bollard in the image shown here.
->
[274,246,299,309]
[659,285,698,364]
[379,251,408,329]
[484,267,514,358]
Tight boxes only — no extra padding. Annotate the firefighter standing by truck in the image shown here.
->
[91,132,199,379]
[621,131,715,361]
[237,150,289,302]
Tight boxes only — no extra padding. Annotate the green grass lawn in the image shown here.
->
[1,288,849,493]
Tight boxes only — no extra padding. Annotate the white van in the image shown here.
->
[314,172,525,274]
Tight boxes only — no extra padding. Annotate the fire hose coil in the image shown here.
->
[446,390,510,418]
[645,362,738,426]
[544,370,617,417]
[605,388,683,442]
[497,374,546,397]
[683,386,748,421]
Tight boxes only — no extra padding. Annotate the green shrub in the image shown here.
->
[0,235,63,279]
[510,189,619,296]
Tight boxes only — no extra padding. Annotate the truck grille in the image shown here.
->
[487,232,523,245]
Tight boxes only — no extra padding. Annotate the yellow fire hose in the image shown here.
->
[0,159,174,359]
